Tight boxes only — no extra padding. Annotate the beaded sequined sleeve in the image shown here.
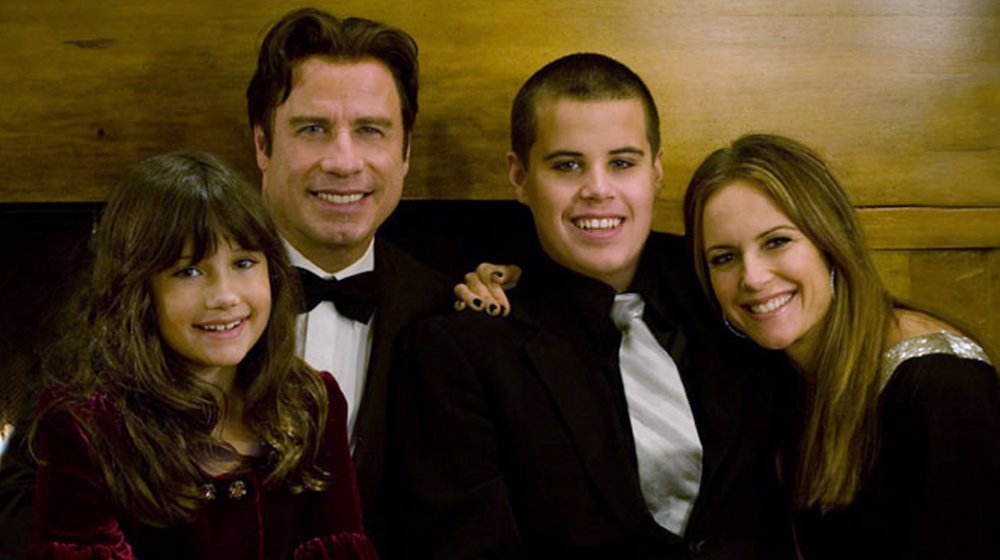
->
[879,330,992,391]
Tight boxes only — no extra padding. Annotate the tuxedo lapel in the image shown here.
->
[514,296,657,535]
[353,238,451,514]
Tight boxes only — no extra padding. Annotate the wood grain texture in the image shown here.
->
[872,249,999,356]
[652,201,1000,249]
[0,1,997,207]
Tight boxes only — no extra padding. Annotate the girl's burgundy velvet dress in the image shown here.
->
[29,372,378,560]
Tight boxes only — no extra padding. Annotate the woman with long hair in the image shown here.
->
[683,134,999,559]
[29,151,377,559]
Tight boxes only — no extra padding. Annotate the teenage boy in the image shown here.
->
[395,53,794,558]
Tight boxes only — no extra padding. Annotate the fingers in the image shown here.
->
[454,282,486,312]
[454,263,523,318]
[497,265,522,290]
[454,271,508,317]
[473,269,511,317]
[476,263,521,290]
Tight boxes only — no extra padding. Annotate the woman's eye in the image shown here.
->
[708,253,734,267]
[764,236,792,250]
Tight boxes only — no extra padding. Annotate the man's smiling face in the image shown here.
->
[256,56,410,272]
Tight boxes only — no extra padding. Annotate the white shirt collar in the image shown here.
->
[283,239,375,280]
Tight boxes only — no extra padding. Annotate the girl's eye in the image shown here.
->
[173,266,201,278]
[707,253,735,267]
[234,258,258,270]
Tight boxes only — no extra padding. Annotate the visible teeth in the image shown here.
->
[199,320,242,332]
[750,294,792,314]
[574,217,622,231]
[317,192,364,204]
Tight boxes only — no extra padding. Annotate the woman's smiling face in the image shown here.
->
[702,181,833,364]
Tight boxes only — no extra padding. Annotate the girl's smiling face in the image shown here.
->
[702,181,833,365]
[150,238,271,382]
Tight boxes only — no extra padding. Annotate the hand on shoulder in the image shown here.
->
[453,263,521,317]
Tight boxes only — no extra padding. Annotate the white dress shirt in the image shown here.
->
[284,240,375,440]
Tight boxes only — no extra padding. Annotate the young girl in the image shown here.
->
[29,152,377,559]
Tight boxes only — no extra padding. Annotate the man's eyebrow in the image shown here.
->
[287,115,330,127]
[285,115,394,128]
[355,116,394,128]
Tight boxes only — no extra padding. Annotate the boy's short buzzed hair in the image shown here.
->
[510,53,661,166]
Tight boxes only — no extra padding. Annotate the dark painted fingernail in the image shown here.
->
[473,298,483,309]
[492,271,504,278]
[488,303,498,314]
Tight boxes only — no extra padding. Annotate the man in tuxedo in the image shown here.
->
[246,8,453,555]
[395,53,795,558]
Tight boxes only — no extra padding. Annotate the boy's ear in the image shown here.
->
[507,152,529,205]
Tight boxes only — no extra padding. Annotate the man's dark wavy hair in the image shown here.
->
[247,7,419,157]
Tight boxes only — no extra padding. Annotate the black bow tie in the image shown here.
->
[296,267,378,323]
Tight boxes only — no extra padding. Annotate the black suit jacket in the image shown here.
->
[394,233,795,559]
[357,237,454,553]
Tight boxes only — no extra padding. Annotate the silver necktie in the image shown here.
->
[611,293,702,535]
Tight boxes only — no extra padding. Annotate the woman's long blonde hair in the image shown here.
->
[683,134,894,509]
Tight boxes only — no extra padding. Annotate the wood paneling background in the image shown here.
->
[0,0,997,349]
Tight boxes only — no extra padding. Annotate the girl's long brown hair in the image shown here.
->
[32,151,328,526]
[683,134,893,510]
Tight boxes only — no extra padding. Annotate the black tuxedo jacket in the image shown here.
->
[394,233,795,559]
[355,237,454,552]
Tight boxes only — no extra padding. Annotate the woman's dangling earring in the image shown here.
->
[829,267,837,297]
[723,314,746,338]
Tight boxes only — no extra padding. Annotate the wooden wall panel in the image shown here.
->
[651,202,1000,249]
[0,1,996,206]
[872,249,1000,355]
